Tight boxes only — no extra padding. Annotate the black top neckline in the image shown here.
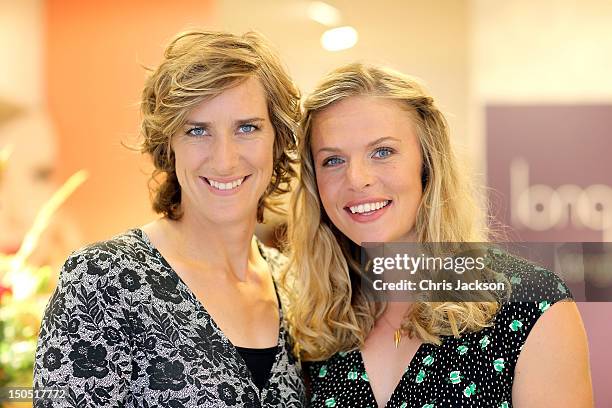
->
[235,345,279,353]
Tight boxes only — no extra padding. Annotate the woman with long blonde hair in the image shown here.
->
[286,63,592,407]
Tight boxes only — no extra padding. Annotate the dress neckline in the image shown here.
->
[357,340,431,407]
[131,227,285,394]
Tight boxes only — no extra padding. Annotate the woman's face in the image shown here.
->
[311,96,423,245]
[172,76,274,225]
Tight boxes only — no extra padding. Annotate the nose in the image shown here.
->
[345,159,374,191]
[212,135,240,174]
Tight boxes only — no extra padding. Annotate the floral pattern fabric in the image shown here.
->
[306,250,573,408]
[34,228,306,407]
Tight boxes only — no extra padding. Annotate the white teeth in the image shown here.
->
[207,177,245,191]
[349,200,389,214]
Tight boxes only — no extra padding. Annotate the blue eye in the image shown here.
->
[322,156,345,167]
[238,124,258,133]
[186,127,206,137]
[372,147,394,159]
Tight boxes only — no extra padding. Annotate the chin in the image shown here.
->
[205,208,252,224]
[349,227,415,245]
[345,231,388,245]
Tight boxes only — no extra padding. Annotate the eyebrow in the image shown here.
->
[236,117,265,125]
[315,136,402,156]
[366,136,401,147]
[184,117,266,127]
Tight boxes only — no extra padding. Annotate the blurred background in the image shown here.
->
[0,0,610,406]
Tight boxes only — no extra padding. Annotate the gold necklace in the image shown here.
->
[380,315,403,348]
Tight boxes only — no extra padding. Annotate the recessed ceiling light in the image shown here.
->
[321,26,358,51]
[308,1,341,26]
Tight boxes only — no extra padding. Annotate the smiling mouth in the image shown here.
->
[345,200,392,215]
[202,175,249,191]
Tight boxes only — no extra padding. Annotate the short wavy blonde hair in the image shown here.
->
[140,30,300,222]
[285,63,498,361]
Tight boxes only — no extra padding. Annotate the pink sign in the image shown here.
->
[486,105,612,242]
[486,105,612,406]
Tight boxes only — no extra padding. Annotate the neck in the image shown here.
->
[381,302,414,327]
[161,209,260,281]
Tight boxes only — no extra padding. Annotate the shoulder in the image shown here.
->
[478,248,574,356]
[57,228,152,285]
[486,247,572,304]
[43,230,152,330]
[512,299,592,406]
[69,228,148,261]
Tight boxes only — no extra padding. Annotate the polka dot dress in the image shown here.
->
[305,251,572,408]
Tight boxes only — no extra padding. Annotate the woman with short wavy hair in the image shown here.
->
[34,30,305,407]
[285,63,591,407]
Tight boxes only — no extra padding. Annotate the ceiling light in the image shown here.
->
[308,1,341,26]
[321,26,358,52]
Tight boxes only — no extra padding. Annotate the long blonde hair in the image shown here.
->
[285,63,498,361]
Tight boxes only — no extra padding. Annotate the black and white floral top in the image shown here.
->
[305,250,572,408]
[34,228,306,407]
